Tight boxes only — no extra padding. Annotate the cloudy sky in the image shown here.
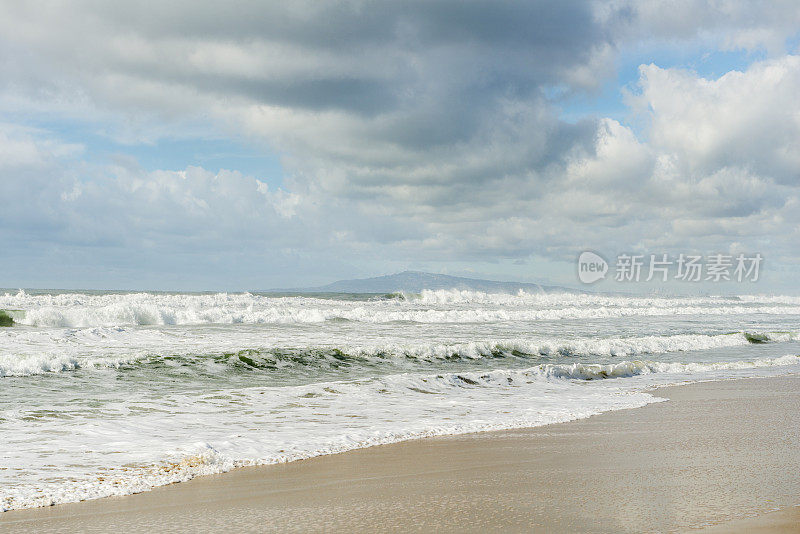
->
[1,1,799,292]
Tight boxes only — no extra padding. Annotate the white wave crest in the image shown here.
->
[532,354,800,380]
[2,289,800,328]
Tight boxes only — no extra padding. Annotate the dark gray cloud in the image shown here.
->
[1,1,609,109]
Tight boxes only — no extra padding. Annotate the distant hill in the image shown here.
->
[270,271,579,294]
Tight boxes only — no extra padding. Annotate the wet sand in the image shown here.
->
[696,506,800,533]
[2,375,799,533]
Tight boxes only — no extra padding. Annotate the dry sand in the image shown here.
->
[2,375,799,533]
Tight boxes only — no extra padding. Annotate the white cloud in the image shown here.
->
[633,56,800,183]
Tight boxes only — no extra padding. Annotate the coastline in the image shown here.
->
[2,375,799,533]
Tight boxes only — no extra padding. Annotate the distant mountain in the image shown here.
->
[271,271,579,294]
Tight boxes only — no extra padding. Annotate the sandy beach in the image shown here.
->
[1,375,798,533]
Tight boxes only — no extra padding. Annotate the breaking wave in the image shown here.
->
[2,330,797,378]
[3,289,800,327]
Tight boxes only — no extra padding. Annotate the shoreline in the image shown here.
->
[2,375,800,532]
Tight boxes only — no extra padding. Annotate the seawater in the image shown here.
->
[1,289,800,511]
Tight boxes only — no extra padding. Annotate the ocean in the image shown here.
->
[2,288,800,512]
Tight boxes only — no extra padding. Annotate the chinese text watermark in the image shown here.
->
[577,252,762,284]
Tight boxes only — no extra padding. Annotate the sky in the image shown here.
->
[1,1,799,293]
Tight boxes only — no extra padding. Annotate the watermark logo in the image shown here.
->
[577,251,608,284]
[577,251,763,284]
